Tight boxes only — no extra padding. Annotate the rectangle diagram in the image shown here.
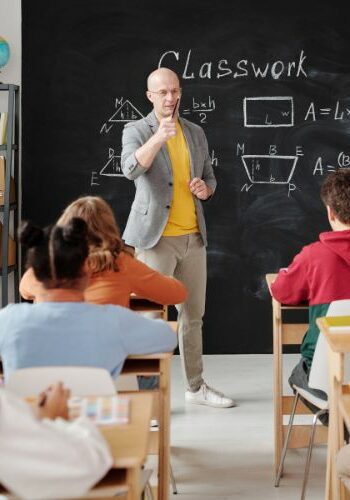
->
[242,155,298,184]
[243,97,294,127]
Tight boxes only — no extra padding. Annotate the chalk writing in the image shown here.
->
[158,49,308,80]
[182,96,215,123]
[243,97,294,128]
[90,171,99,186]
[312,152,350,175]
[100,148,123,177]
[236,143,302,158]
[241,155,298,185]
[100,98,144,135]
[211,149,218,167]
[304,101,350,122]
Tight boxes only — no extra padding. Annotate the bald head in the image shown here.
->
[146,68,182,120]
[147,68,180,91]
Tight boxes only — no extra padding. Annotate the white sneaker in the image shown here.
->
[185,383,236,408]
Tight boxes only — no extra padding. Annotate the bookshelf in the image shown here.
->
[0,84,19,307]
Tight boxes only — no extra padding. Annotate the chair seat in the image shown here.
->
[294,385,329,411]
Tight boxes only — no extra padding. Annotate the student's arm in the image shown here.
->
[270,247,310,304]
[126,253,188,305]
[19,267,39,301]
[115,307,178,356]
[0,389,112,499]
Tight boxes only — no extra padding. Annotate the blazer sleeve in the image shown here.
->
[126,254,188,305]
[121,122,149,180]
[270,247,310,305]
[0,390,113,499]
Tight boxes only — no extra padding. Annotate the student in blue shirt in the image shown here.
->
[0,217,177,380]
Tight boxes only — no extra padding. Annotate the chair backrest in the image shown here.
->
[309,299,350,394]
[6,366,117,397]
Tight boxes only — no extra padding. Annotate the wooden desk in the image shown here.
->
[266,273,327,475]
[121,352,173,500]
[82,391,153,500]
[317,317,350,500]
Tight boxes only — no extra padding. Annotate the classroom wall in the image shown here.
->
[0,0,21,305]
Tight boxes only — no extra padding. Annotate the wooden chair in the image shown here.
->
[275,331,329,499]
[266,273,328,476]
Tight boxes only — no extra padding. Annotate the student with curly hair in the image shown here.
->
[20,196,188,308]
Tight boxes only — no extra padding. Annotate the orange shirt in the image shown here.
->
[20,251,188,307]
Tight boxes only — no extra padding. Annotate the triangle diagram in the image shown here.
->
[100,155,123,177]
[109,100,144,122]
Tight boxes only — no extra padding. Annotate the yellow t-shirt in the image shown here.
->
[162,121,199,236]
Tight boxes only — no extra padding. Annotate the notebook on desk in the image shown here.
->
[323,315,350,333]
[68,395,130,425]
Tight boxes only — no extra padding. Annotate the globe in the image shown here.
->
[0,37,10,68]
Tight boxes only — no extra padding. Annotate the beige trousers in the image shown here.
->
[137,233,206,391]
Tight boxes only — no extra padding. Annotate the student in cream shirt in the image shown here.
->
[0,383,113,499]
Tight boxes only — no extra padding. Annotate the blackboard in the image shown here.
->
[22,1,350,354]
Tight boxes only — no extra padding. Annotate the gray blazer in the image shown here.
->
[121,110,216,249]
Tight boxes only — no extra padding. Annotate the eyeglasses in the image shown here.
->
[147,88,182,98]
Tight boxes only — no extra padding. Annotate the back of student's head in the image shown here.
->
[20,217,89,289]
[321,169,350,225]
[56,196,123,273]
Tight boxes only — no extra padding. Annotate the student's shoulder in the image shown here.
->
[301,239,325,256]
[114,251,139,277]
[118,250,148,270]
[0,303,29,315]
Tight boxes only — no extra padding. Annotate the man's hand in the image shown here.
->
[153,116,176,145]
[35,382,70,421]
[189,178,213,200]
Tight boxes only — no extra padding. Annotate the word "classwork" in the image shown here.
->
[158,50,308,80]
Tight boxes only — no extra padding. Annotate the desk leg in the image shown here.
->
[126,467,140,500]
[273,303,283,476]
[158,358,170,500]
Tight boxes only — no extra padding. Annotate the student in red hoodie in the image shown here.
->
[271,169,350,415]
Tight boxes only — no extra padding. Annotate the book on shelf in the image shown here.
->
[323,315,350,333]
[0,156,16,205]
[68,395,130,425]
[0,112,8,145]
[0,222,16,268]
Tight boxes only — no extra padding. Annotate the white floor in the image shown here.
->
[168,354,326,499]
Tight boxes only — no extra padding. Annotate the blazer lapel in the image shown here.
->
[145,111,172,177]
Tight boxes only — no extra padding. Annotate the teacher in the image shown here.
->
[121,68,234,408]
